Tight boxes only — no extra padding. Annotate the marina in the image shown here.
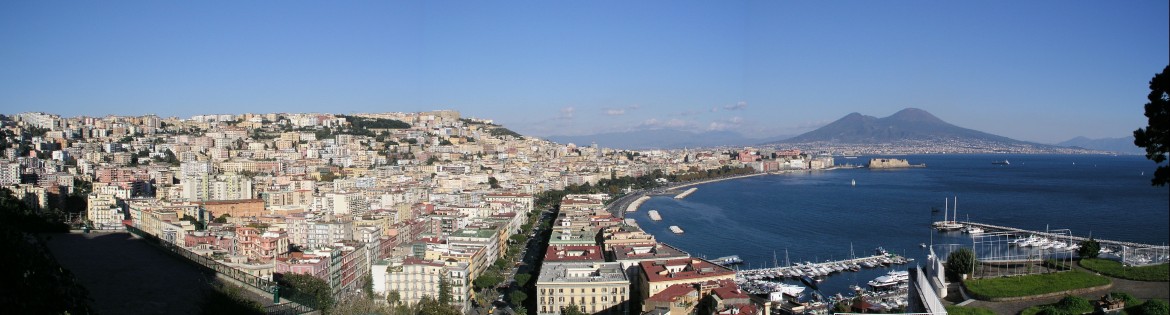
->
[674,187,698,199]
[735,252,913,283]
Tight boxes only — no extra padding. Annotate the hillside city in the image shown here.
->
[0,110,1146,315]
[1,111,851,314]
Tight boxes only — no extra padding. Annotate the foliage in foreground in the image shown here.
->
[0,188,93,314]
[1080,258,1170,281]
[277,272,336,311]
[945,247,976,282]
[1133,64,1170,186]
[1019,295,1093,315]
[944,305,996,315]
[964,270,1110,299]
[199,282,264,315]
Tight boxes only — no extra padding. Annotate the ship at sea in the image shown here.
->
[992,160,1010,165]
[932,197,963,231]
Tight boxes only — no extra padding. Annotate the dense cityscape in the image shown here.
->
[0,110,849,315]
[2,107,1168,315]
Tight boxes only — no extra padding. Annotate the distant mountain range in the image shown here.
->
[545,129,789,150]
[771,108,1106,154]
[1056,136,1143,155]
[545,108,1120,153]
[777,108,1019,144]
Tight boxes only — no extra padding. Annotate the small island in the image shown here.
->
[868,158,926,169]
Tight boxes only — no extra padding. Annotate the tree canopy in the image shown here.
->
[1133,65,1170,186]
[945,248,976,282]
[276,273,335,311]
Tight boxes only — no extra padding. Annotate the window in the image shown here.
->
[559,288,563,293]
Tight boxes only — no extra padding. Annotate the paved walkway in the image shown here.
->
[45,232,217,315]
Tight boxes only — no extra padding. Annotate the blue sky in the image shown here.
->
[1,1,1166,143]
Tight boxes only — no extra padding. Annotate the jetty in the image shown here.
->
[674,187,698,199]
[626,195,650,213]
[736,254,912,281]
[963,222,1161,249]
[647,210,662,221]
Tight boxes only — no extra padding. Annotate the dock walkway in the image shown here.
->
[963,222,1161,249]
[737,254,909,280]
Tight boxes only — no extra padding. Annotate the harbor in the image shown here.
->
[735,252,913,283]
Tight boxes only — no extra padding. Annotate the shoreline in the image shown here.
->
[622,167,850,214]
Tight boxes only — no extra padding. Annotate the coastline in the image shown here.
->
[619,167,847,215]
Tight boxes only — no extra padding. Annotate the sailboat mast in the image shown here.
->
[944,198,948,223]
[953,196,959,223]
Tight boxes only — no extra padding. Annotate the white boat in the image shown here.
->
[669,225,684,234]
[766,283,807,300]
[867,270,910,288]
[851,179,856,186]
[933,197,963,231]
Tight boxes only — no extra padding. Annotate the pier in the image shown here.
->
[963,222,1161,249]
[674,187,697,199]
[736,253,911,280]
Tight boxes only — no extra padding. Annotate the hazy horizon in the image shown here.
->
[2,1,1166,144]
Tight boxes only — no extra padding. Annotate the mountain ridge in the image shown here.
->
[776,108,1023,144]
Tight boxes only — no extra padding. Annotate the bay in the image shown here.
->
[631,154,1169,296]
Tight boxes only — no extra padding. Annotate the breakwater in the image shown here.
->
[626,195,649,213]
[674,187,698,199]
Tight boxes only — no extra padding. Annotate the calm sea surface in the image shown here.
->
[631,154,1169,296]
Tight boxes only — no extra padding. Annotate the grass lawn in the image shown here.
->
[964,270,1111,299]
[944,305,995,315]
[1080,258,1170,281]
[1019,296,1094,315]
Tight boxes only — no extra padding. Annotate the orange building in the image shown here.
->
[197,199,266,218]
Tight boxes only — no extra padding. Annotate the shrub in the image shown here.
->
[1137,299,1169,315]
[945,248,976,282]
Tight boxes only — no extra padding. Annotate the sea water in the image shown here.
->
[631,154,1169,296]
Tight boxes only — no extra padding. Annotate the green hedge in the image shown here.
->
[1080,258,1170,282]
[964,270,1110,299]
[944,305,995,315]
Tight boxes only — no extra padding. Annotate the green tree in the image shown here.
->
[386,290,401,306]
[514,305,529,315]
[561,304,587,315]
[1133,65,1170,186]
[438,275,453,307]
[1137,299,1169,315]
[277,273,335,311]
[945,248,976,282]
[510,290,527,306]
[363,273,375,299]
[473,271,503,290]
[1078,239,1101,259]
[515,273,532,287]
[417,296,460,315]
[488,176,501,189]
